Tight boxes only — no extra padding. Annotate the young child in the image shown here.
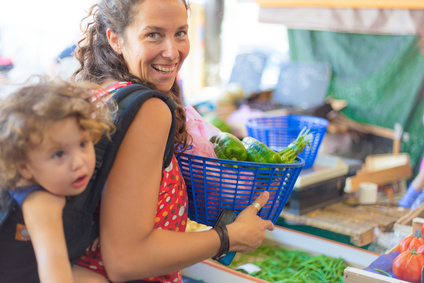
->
[0,77,114,283]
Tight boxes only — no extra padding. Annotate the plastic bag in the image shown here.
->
[184,105,220,158]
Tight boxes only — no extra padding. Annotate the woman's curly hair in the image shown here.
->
[73,0,191,153]
[0,76,115,191]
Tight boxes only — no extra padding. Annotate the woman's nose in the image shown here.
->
[162,39,179,60]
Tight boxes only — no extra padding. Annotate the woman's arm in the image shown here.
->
[22,191,73,283]
[100,98,274,282]
[411,168,424,192]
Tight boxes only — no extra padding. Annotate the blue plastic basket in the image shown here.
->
[176,153,304,226]
[245,114,328,169]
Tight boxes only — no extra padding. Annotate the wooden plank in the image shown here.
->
[412,217,424,232]
[280,209,376,246]
[365,154,410,172]
[344,267,408,283]
[360,204,409,220]
[323,203,405,232]
[396,203,424,225]
[256,0,424,9]
[347,163,412,192]
[281,202,411,246]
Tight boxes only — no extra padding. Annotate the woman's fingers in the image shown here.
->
[252,191,275,231]
[250,191,270,213]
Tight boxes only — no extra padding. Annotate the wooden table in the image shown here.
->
[280,201,410,247]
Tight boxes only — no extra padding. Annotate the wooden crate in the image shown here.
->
[344,267,408,283]
[183,226,379,282]
[344,217,424,282]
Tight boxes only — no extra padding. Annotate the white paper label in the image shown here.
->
[235,263,262,274]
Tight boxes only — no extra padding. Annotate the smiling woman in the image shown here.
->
[71,1,275,283]
[106,0,190,93]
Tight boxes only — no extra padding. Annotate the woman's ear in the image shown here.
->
[18,162,33,180]
[106,28,122,54]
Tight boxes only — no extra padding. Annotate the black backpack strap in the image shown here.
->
[0,190,13,226]
[0,191,39,283]
[65,84,177,261]
[110,84,177,169]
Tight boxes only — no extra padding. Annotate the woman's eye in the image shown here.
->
[147,33,160,39]
[176,31,187,38]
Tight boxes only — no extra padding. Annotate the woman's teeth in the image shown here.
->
[153,65,175,73]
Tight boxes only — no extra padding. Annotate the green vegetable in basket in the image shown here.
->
[278,127,312,164]
[210,132,247,161]
[242,137,282,164]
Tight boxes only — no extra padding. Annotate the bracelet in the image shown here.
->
[213,225,230,259]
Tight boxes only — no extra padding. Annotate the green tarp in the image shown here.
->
[288,29,424,172]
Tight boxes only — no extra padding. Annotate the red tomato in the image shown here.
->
[421,223,424,238]
[393,249,424,283]
[398,234,424,253]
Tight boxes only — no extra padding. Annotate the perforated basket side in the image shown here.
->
[245,114,328,168]
[176,153,304,226]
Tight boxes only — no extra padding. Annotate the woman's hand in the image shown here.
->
[226,191,275,253]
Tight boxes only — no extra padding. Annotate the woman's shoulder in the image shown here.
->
[136,97,172,126]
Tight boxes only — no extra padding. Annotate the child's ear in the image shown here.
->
[18,163,33,180]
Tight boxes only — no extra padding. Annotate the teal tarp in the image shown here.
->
[288,29,424,171]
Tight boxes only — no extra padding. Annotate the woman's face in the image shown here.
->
[120,0,190,93]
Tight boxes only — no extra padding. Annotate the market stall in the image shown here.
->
[183,226,379,282]
[180,1,424,282]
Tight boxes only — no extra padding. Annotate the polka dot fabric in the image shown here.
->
[76,155,188,283]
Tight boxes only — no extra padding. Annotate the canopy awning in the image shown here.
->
[256,0,424,34]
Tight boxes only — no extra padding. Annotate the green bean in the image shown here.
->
[374,268,392,278]
[227,245,347,282]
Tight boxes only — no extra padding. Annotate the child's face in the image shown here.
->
[19,117,96,196]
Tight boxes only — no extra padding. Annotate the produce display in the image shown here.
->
[391,230,424,282]
[209,127,311,165]
[228,245,347,283]
[392,248,424,283]
[398,233,424,254]
[370,224,424,283]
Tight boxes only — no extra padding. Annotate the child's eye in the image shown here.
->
[80,141,87,148]
[53,151,64,159]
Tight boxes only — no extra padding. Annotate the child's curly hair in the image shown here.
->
[0,76,115,191]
